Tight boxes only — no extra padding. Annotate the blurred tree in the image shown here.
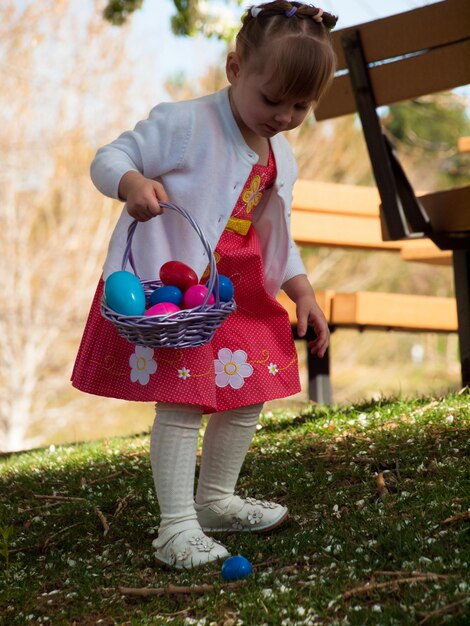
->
[0,1,134,452]
[382,94,470,189]
[103,0,241,41]
[103,0,144,25]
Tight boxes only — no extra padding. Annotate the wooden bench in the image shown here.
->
[313,0,470,389]
[277,290,458,403]
[291,179,452,263]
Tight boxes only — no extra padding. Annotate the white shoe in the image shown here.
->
[195,496,288,533]
[152,523,230,570]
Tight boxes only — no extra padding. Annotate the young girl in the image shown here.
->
[72,1,337,569]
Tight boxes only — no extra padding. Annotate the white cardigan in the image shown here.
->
[91,87,306,296]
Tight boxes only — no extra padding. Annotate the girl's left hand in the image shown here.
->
[296,296,330,358]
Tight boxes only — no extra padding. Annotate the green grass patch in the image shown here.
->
[1,392,469,625]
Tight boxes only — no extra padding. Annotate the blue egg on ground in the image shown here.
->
[149,285,183,308]
[221,555,253,581]
[214,275,234,302]
[104,271,146,316]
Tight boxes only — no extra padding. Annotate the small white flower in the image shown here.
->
[178,367,191,380]
[214,348,253,389]
[129,346,157,385]
[419,556,432,565]
[268,362,278,375]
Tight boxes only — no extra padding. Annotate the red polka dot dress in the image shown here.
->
[71,150,301,413]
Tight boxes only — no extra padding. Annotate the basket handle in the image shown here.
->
[122,202,220,306]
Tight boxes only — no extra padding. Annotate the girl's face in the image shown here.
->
[226,51,314,142]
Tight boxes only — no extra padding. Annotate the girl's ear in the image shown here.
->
[226,51,242,84]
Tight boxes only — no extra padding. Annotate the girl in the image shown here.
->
[72,1,338,569]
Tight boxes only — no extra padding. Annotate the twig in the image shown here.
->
[113,491,134,519]
[418,597,469,625]
[43,522,84,551]
[33,494,86,502]
[343,573,448,600]
[376,472,389,499]
[86,470,124,486]
[118,580,247,597]
[371,570,454,581]
[19,501,65,515]
[442,510,470,525]
[395,458,401,481]
[95,508,110,535]
[409,401,439,416]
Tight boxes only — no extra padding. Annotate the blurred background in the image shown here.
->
[1,0,468,452]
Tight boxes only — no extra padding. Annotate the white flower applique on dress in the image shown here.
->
[129,346,157,385]
[214,348,253,389]
[178,367,191,380]
[267,362,278,375]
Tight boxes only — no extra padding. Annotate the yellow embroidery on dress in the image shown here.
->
[158,350,184,366]
[190,367,214,378]
[248,351,297,372]
[241,175,262,213]
[225,216,251,236]
[248,349,270,365]
[90,355,128,376]
[277,354,298,371]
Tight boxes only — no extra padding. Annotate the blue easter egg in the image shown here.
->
[221,555,252,581]
[149,285,183,308]
[104,271,146,316]
[214,275,234,302]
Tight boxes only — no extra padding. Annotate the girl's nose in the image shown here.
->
[274,110,292,125]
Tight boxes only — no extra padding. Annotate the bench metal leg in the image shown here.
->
[305,327,332,404]
[453,250,470,386]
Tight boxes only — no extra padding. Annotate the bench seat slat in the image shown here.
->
[277,291,458,334]
[331,291,458,333]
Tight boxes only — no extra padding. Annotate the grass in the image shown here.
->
[0,391,469,625]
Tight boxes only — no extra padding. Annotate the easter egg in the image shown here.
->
[183,284,215,309]
[221,555,253,581]
[145,302,180,317]
[104,271,146,316]
[214,275,234,302]
[160,261,198,292]
[149,285,183,308]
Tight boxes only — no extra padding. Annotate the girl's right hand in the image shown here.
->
[118,171,169,222]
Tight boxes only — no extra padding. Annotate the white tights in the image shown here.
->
[150,402,263,534]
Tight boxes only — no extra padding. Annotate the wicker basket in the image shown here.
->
[100,202,236,348]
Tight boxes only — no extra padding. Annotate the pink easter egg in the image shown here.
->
[183,284,215,309]
[145,302,180,317]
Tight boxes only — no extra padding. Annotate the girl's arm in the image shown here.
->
[282,274,330,358]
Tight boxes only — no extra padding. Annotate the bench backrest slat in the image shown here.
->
[316,39,470,120]
[315,0,470,120]
[331,0,469,70]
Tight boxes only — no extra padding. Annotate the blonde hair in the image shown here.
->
[236,1,338,102]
